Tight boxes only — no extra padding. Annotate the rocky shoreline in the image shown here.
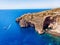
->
[16,8,60,37]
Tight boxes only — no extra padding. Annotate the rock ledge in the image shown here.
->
[16,8,60,36]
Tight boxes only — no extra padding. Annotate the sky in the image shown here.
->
[0,0,60,9]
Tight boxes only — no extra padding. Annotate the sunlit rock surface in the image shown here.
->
[16,8,60,36]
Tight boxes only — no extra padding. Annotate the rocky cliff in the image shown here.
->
[16,8,60,37]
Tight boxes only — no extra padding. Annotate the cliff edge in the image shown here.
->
[16,8,60,37]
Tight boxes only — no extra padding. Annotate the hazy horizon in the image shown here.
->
[0,0,60,9]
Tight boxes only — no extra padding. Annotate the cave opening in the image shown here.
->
[43,16,53,30]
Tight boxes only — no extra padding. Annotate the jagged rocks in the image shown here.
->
[16,8,60,36]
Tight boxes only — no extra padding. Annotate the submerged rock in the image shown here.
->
[16,8,60,36]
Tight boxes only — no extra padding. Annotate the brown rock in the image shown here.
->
[16,8,60,36]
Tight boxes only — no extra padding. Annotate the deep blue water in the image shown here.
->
[0,9,59,45]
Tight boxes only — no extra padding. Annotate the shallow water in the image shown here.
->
[0,9,60,45]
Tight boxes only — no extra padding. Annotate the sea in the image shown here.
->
[0,9,60,45]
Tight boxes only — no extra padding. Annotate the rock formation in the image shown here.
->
[16,8,60,36]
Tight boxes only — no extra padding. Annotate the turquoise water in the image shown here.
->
[0,9,60,45]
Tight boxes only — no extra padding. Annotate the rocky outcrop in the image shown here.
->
[16,8,60,36]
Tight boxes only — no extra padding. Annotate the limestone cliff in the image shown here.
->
[16,8,60,36]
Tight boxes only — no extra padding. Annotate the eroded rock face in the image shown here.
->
[46,15,60,37]
[16,8,60,36]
